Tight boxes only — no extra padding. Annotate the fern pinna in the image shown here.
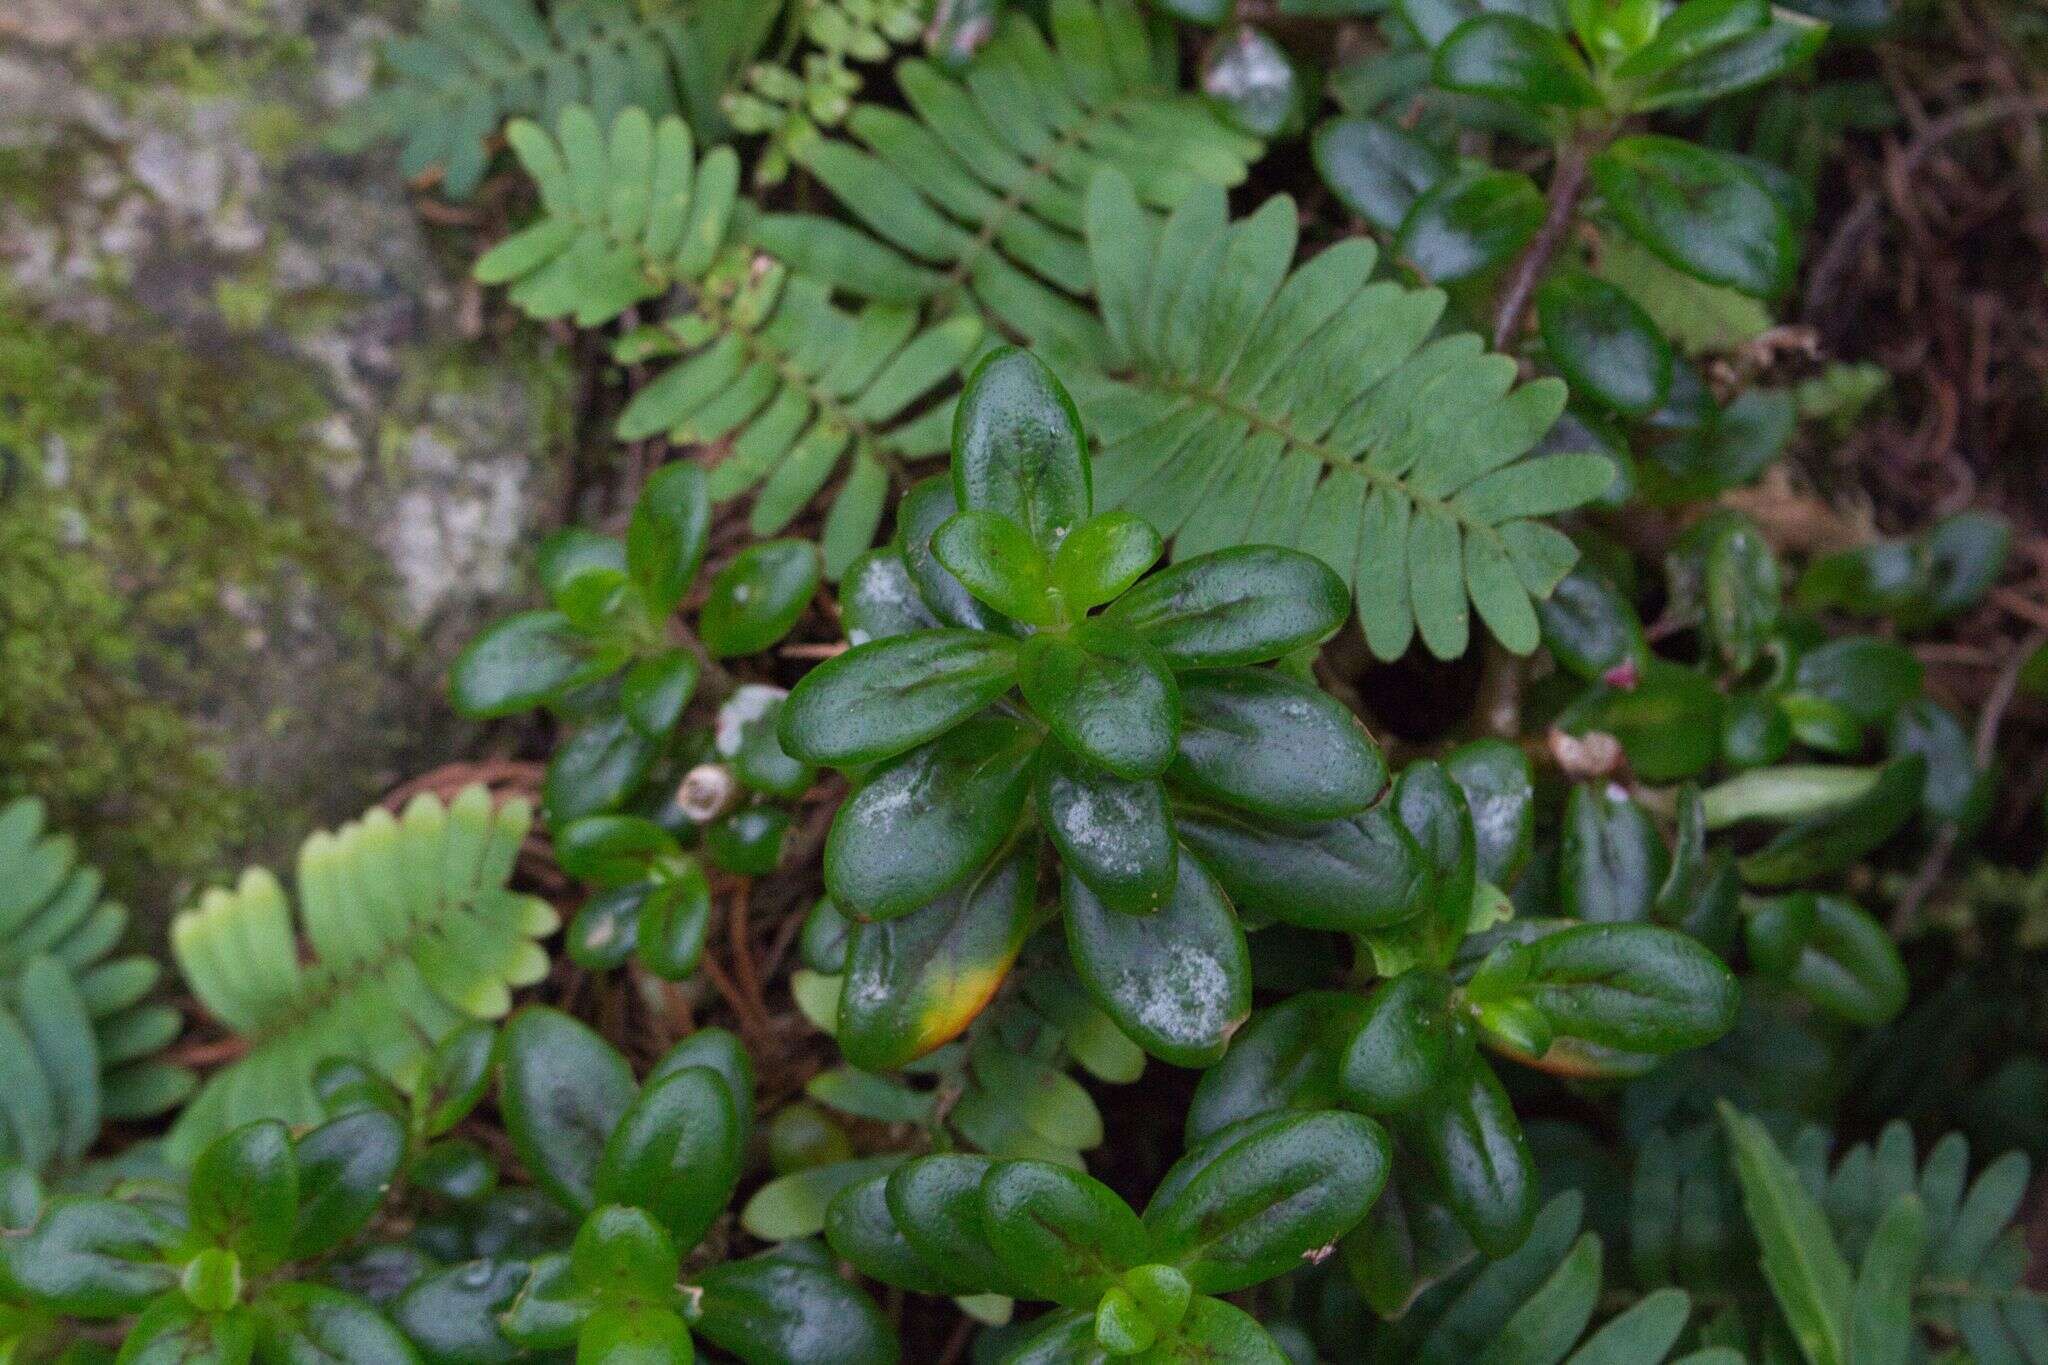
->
[751,0,1264,357]
[1060,171,1617,662]
[347,0,778,199]
[0,798,193,1172]
[167,787,555,1162]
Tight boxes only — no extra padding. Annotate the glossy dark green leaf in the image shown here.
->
[896,477,1017,635]
[1051,511,1162,612]
[1745,893,1816,978]
[1360,761,1478,974]
[544,714,658,824]
[1721,690,1792,769]
[1170,669,1384,821]
[390,1258,526,1362]
[115,1296,256,1364]
[884,1154,1029,1298]
[1153,1296,1290,1362]
[837,851,1034,1071]
[1436,15,1599,107]
[725,689,813,799]
[649,1028,755,1148]
[1560,784,1668,924]
[1792,637,1923,726]
[952,347,1091,556]
[1560,659,1723,782]
[766,1103,854,1176]
[690,1253,896,1365]
[635,865,713,981]
[596,1066,742,1251]
[1100,547,1349,668]
[1313,115,1452,232]
[1064,857,1251,1069]
[1174,804,1431,934]
[1592,137,1791,296]
[628,461,711,617]
[823,1171,971,1295]
[1037,746,1178,915]
[1397,1062,1536,1258]
[577,1303,692,1364]
[839,549,941,646]
[1202,24,1305,138]
[1612,0,1768,78]
[1395,169,1545,284]
[620,649,699,736]
[1646,386,1795,499]
[1782,693,1864,755]
[824,714,1037,919]
[1515,922,1740,1051]
[570,887,642,971]
[190,1121,297,1275]
[292,1110,406,1261]
[778,630,1020,767]
[555,816,679,888]
[705,806,788,876]
[1918,510,2011,624]
[1186,993,1367,1141]
[799,898,853,975]
[931,509,1056,625]
[571,1205,679,1305]
[1784,895,1907,1025]
[256,1284,419,1365]
[0,1197,179,1316]
[1021,634,1180,780]
[1338,971,1473,1115]
[1537,273,1672,417]
[1144,1111,1389,1293]
[1447,738,1535,887]
[1629,15,1828,110]
[414,1139,497,1204]
[1537,564,1646,681]
[539,528,627,610]
[1889,699,1988,828]
[980,1161,1146,1305]
[1737,754,1925,887]
[450,612,598,719]
[700,540,819,660]
[496,1008,636,1216]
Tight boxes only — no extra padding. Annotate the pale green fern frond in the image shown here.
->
[726,0,932,187]
[475,104,747,327]
[1062,171,1616,662]
[167,786,556,1163]
[0,798,193,1172]
[343,0,779,199]
[751,0,1262,357]
[617,270,986,576]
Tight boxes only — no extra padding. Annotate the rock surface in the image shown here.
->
[0,0,569,910]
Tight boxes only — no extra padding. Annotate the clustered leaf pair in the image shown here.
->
[778,348,1386,1070]
[825,1110,1390,1363]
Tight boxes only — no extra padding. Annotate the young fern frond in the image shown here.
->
[617,271,985,577]
[345,0,778,199]
[750,0,1262,357]
[725,0,931,187]
[475,104,746,327]
[0,798,193,1172]
[167,787,556,1163]
[1063,171,1615,662]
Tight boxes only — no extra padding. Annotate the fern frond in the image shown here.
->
[617,270,986,577]
[1063,171,1615,662]
[475,105,747,327]
[346,0,779,199]
[0,798,192,1171]
[726,0,931,187]
[750,0,1262,357]
[166,786,557,1163]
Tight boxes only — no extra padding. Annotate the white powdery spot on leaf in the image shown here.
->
[1129,942,1230,1043]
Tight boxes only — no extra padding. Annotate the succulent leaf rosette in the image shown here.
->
[779,348,1389,1071]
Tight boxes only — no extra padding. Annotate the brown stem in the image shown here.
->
[1492,138,1593,353]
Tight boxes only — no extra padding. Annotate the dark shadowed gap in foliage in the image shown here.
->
[1355,645,1485,743]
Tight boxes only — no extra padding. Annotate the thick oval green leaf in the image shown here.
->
[450,611,599,718]
[1339,971,1474,1115]
[1100,547,1349,668]
[1156,1296,1290,1362]
[256,1284,420,1365]
[1888,699,1988,828]
[1517,922,1740,1052]
[1737,754,1925,887]
[190,1120,298,1274]
[823,1171,972,1295]
[628,461,711,617]
[0,1197,179,1316]
[596,1066,742,1251]
[1064,857,1251,1069]
[1144,1110,1390,1293]
[932,509,1056,625]
[571,1204,679,1303]
[952,347,1092,556]
[1185,993,1366,1141]
[544,714,658,823]
[691,1253,897,1365]
[1202,24,1305,138]
[1560,784,1668,924]
[1170,669,1385,821]
[700,540,820,659]
[1436,15,1600,107]
[979,1161,1146,1306]
[636,865,713,982]
[1021,633,1180,780]
[779,630,1020,767]
[1313,115,1451,233]
[824,714,1038,920]
[1537,273,1673,416]
[1591,137,1790,296]
[1792,637,1923,726]
[497,1008,637,1216]
[1051,511,1161,613]
[1396,169,1545,284]
[884,1154,1028,1299]
[1174,804,1431,933]
[1037,747,1178,915]
[293,1109,406,1261]
[1785,895,1908,1025]
[390,1258,526,1362]
[837,851,1034,1071]
[1537,564,1645,682]
[1446,738,1536,888]
[896,477,1018,635]
[1397,1062,1536,1258]
[840,549,941,646]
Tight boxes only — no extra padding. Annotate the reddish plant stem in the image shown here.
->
[1493,137,1594,353]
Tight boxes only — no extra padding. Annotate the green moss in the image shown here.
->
[0,293,381,909]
